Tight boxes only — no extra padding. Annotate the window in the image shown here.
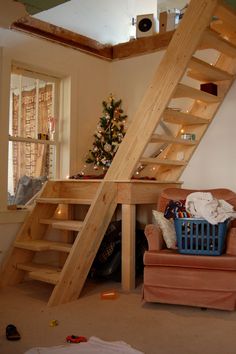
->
[8,65,60,206]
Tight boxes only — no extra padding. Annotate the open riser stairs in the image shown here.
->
[1,0,236,306]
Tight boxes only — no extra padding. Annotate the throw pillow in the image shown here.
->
[152,210,177,249]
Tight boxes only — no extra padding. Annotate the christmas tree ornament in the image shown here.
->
[104,143,112,152]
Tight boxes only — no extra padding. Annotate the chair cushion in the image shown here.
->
[152,210,176,249]
[144,249,236,271]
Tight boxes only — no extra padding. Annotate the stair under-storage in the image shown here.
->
[1,0,236,306]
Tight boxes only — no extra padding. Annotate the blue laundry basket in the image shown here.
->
[174,218,228,256]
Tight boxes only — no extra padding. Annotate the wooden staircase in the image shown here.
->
[1,0,236,306]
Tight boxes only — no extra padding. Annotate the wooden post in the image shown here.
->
[121,204,136,291]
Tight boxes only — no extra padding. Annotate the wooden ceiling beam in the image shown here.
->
[112,30,174,60]
[11,17,113,60]
[11,16,174,61]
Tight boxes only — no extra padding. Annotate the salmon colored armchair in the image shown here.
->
[143,188,236,311]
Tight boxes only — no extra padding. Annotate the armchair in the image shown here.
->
[143,188,236,311]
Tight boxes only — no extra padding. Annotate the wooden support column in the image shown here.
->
[121,204,136,291]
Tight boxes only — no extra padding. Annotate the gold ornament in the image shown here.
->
[109,94,114,102]
[104,143,112,152]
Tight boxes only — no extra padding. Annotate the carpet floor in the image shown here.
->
[0,278,236,354]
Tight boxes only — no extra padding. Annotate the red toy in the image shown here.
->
[66,335,87,343]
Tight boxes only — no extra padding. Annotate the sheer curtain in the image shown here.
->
[11,84,52,193]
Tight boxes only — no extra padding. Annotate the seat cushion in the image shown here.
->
[144,249,236,271]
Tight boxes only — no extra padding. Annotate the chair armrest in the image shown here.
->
[144,224,165,251]
[226,227,236,255]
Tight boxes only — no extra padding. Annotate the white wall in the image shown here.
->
[108,51,164,125]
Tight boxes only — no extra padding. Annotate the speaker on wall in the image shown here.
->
[136,14,155,38]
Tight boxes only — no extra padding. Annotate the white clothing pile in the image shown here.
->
[185,192,236,225]
[24,336,144,354]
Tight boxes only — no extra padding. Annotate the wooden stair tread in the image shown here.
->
[187,56,233,82]
[213,2,236,35]
[174,83,221,102]
[163,108,209,125]
[40,218,83,231]
[201,28,236,58]
[14,240,72,252]
[37,197,92,205]
[150,133,197,145]
[140,158,186,166]
[17,262,61,285]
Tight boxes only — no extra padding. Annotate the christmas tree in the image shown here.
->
[85,95,127,171]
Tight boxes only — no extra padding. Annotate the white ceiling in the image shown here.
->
[34,0,188,45]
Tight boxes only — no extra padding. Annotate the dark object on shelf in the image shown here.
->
[69,173,106,179]
[38,133,49,140]
[132,176,156,180]
[6,324,21,341]
[138,17,152,33]
[89,220,148,281]
[200,82,218,96]
[181,133,195,141]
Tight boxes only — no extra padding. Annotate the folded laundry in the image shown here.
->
[185,192,236,224]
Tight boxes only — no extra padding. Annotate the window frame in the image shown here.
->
[7,63,61,207]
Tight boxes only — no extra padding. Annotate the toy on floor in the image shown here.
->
[49,319,58,327]
[66,335,87,343]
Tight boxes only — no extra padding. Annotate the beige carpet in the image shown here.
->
[0,279,236,354]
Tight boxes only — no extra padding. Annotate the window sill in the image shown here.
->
[0,209,29,224]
